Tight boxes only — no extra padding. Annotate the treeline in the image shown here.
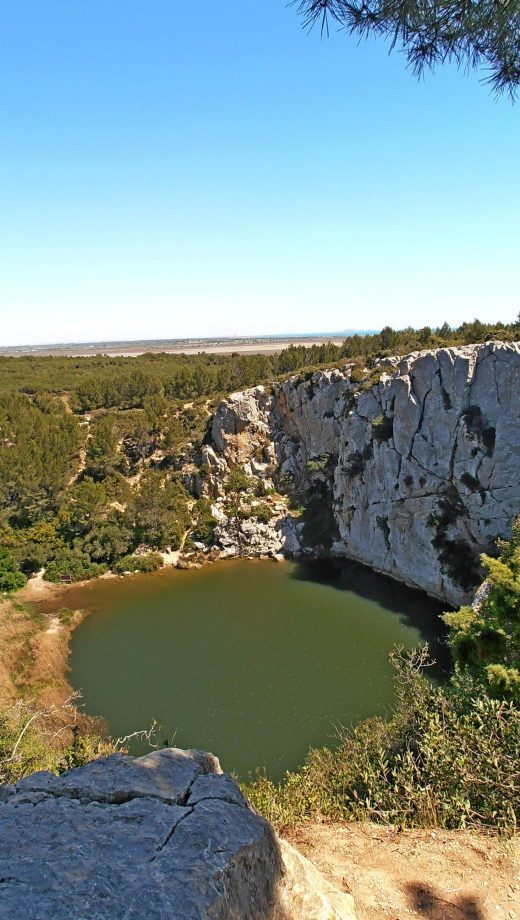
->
[0,346,335,407]
[1,318,518,410]
[341,317,519,359]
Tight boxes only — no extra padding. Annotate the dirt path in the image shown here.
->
[284,822,519,920]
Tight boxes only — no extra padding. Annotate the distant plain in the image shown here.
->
[0,333,370,358]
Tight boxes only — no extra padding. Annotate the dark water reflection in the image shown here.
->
[292,558,451,675]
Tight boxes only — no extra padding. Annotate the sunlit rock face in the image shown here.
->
[210,341,520,606]
[0,748,356,920]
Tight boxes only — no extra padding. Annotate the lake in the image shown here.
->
[68,558,447,781]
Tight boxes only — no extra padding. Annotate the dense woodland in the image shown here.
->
[0,319,519,832]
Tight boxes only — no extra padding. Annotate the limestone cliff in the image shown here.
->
[0,747,356,920]
[206,341,520,607]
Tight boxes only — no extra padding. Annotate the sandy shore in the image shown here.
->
[16,569,118,607]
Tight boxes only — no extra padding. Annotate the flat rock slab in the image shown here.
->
[0,748,356,920]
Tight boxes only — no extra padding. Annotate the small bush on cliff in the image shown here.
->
[443,518,520,704]
[306,454,330,473]
[224,467,253,494]
[254,503,274,524]
[0,698,113,785]
[191,499,217,544]
[372,413,394,443]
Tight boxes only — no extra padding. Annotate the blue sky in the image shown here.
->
[1,0,519,345]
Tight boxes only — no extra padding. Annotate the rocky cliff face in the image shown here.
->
[0,747,356,919]
[206,341,520,607]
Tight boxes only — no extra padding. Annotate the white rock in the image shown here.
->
[209,342,520,605]
[1,748,356,919]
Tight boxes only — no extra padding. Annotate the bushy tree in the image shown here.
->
[133,472,191,549]
[0,546,27,592]
[61,478,108,538]
[80,513,134,565]
[85,415,120,480]
[443,517,520,702]
[0,395,83,525]
[44,544,107,583]
[296,0,520,97]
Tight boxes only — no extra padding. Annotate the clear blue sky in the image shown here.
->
[1,0,519,345]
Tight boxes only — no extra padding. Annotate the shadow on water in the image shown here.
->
[292,557,452,676]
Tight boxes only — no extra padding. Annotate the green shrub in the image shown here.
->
[0,699,111,785]
[225,466,253,494]
[254,503,274,524]
[255,480,275,497]
[306,454,330,473]
[372,413,394,442]
[0,547,27,593]
[44,545,107,583]
[191,499,217,544]
[113,553,163,574]
[443,517,520,703]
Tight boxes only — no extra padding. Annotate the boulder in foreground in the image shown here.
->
[0,747,356,920]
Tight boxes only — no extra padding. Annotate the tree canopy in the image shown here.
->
[296,0,520,97]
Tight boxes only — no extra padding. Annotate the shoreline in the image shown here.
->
[9,554,287,709]
[10,549,450,708]
[16,568,120,608]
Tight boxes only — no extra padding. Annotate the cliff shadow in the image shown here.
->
[291,557,452,676]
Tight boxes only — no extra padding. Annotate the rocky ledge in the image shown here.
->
[0,747,356,920]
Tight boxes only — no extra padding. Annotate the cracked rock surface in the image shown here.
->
[210,342,520,606]
[0,748,356,920]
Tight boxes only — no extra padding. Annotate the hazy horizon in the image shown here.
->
[1,328,374,351]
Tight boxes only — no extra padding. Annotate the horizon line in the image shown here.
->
[0,330,377,352]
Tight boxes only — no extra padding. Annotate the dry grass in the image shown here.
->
[0,596,103,739]
[0,598,43,705]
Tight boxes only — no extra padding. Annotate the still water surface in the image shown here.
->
[68,559,446,780]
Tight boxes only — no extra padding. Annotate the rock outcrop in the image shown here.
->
[208,341,520,606]
[0,747,356,920]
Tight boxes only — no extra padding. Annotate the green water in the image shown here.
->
[68,559,446,781]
